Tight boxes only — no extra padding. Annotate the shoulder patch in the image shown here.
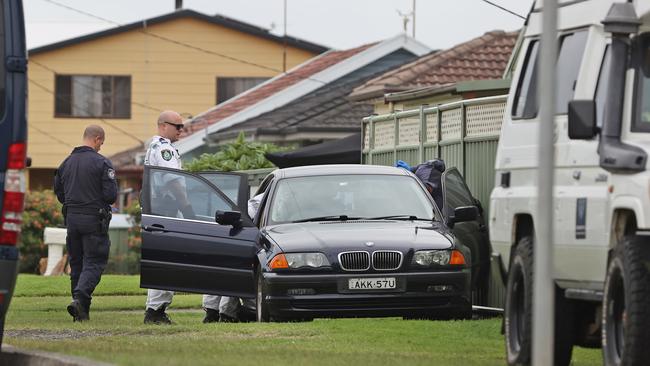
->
[161,149,173,161]
[107,168,116,180]
[159,138,169,144]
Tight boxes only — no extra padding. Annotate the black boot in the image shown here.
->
[202,308,220,323]
[67,300,89,322]
[144,306,172,324]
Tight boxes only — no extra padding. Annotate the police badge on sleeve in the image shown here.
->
[107,168,116,180]
[161,149,173,161]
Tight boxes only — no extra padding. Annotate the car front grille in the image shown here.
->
[339,251,370,271]
[372,251,402,270]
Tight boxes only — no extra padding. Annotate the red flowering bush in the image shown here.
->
[19,190,64,273]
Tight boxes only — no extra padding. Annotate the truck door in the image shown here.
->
[140,166,259,298]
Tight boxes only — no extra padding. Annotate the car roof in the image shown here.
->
[274,164,411,179]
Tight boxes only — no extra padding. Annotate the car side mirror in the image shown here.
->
[568,100,598,140]
[449,206,478,226]
[215,210,242,227]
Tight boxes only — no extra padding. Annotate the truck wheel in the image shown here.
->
[602,235,650,366]
[504,236,574,366]
[505,237,534,365]
[256,267,270,322]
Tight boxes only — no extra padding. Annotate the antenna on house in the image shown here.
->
[282,0,287,72]
[175,0,182,11]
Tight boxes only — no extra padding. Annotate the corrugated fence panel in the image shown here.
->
[440,144,462,174]
[464,139,499,215]
[396,147,419,166]
[423,145,438,160]
[372,151,395,167]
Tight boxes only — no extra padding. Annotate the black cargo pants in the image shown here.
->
[65,213,110,312]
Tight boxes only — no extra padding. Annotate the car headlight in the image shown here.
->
[413,250,450,266]
[285,253,330,269]
[412,250,466,266]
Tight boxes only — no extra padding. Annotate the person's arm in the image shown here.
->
[102,159,118,205]
[53,163,66,204]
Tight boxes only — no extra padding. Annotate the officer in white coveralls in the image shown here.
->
[143,110,235,324]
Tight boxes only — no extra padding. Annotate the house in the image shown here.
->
[348,30,519,114]
[175,34,431,160]
[26,9,327,190]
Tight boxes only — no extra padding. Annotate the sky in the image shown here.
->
[25,0,534,51]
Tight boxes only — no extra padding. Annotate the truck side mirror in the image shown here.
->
[568,100,598,140]
[215,210,242,227]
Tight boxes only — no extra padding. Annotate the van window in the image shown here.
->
[556,31,588,114]
[512,40,539,119]
[595,46,611,128]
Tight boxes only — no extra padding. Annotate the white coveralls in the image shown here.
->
[143,135,235,317]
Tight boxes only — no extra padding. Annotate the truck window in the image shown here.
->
[633,37,650,133]
[595,46,611,128]
[555,31,588,114]
[512,40,539,120]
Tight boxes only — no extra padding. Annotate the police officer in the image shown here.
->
[54,125,117,322]
[142,110,228,324]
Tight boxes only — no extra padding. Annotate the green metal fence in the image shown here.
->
[362,95,508,308]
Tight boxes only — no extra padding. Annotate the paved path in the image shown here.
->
[0,344,112,366]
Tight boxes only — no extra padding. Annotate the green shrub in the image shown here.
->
[19,190,64,273]
[185,132,285,172]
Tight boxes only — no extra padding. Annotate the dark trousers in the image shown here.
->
[65,213,110,311]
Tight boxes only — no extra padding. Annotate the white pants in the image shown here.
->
[145,289,238,318]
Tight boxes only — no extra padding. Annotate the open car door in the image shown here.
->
[441,167,491,305]
[140,166,258,298]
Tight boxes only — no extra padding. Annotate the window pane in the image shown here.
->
[101,76,112,116]
[199,173,242,205]
[114,76,131,118]
[443,170,474,216]
[216,77,269,104]
[55,75,72,116]
[595,46,611,128]
[72,76,102,117]
[556,31,588,114]
[634,41,650,131]
[512,41,539,119]
[150,170,232,222]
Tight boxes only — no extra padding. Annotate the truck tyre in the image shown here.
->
[602,235,650,366]
[504,236,574,366]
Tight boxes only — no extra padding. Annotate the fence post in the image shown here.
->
[419,105,426,163]
[369,119,375,165]
[437,108,442,159]
[393,114,399,163]
[461,102,467,176]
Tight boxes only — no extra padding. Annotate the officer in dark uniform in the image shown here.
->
[54,125,117,322]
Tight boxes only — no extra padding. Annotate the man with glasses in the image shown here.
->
[142,110,222,324]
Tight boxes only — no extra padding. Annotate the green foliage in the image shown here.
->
[185,132,285,172]
[18,190,64,273]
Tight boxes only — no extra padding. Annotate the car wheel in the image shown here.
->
[602,236,650,366]
[256,267,270,322]
[504,236,575,366]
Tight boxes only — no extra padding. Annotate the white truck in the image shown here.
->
[491,1,650,365]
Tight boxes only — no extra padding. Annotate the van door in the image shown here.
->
[140,166,259,298]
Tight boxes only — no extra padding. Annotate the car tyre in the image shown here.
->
[504,236,575,366]
[256,267,270,322]
[602,235,650,366]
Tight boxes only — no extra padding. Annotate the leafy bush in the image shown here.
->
[185,132,285,172]
[19,190,64,273]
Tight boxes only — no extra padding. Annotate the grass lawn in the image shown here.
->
[4,275,601,366]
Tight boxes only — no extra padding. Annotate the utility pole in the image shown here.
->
[282,0,287,72]
[533,0,557,365]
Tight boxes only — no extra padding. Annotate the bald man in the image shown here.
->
[142,111,227,324]
[54,125,117,322]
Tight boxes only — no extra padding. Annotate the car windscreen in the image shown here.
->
[268,174,437,224]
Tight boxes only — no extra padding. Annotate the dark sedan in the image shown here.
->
[140,165,482,321]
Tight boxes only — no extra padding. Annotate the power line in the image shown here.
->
[480,0,526,20]
[30,124,75,148]
[29,60,163,113]
[28,78,144,144]
[40,0,328,85]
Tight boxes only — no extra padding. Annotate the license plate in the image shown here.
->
[348,277,396,290]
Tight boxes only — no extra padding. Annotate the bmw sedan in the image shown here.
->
[139,164,483,321]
